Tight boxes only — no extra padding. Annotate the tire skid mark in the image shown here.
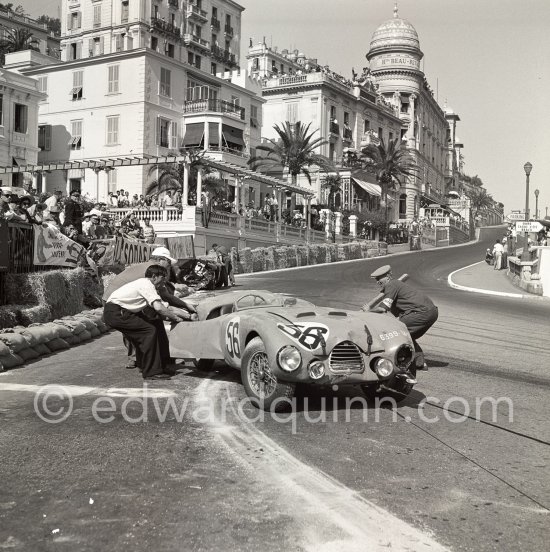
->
[193,377,451,552]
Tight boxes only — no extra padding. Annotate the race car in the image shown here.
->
[168,290,416,410]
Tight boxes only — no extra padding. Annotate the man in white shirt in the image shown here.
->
[492,239,504,270]
[104,264,188,380]
[44,190,62,223]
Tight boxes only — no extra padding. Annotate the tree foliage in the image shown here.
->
[248,121,333,185]
[36,15,61,36]
[465,186,493,217]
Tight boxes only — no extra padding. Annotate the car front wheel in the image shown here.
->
[241,337,295,411]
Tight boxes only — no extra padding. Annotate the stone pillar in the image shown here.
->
[349,214,358,237]
[321,209,331,239]
[93,168,102,202]
[182,163,189,206]
[408,93,416,146]
[277,188,282,222]
[196,168,203,206]
[335,211,342,237]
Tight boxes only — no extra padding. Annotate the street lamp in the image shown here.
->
[523,162,532,221]
[534,189,539,220]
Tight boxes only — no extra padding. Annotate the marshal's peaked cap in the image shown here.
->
[370,264,392,279]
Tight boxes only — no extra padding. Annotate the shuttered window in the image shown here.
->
[106,116,119,145]
[107,64,119,94]
[160,67,171,97]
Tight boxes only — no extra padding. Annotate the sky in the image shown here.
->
[17,0,550,215]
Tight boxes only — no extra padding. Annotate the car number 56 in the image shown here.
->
[226,319,241,358]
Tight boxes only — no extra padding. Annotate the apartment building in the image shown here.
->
[8,0,268,203]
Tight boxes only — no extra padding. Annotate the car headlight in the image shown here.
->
[373,358,394,378]
[277,345,302,372]
[308,361,325,380]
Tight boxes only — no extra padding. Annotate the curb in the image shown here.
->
[447,261,546,300]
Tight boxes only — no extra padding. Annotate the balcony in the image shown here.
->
[211,44,237,66]
[343,126,353,142]
[330,121,340,136]
[183,98,245,120]
[186,4,208,23]
[151,17,181,38]
[183,33,210,51]
[224,24,234,37]
[360,130,380,147]
[263,71,353,94]
[211,17,220,31]
[168,0,179,6]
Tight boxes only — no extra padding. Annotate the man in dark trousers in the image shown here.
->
[64,190,84,233]
[103,246,197,369]
[104,265,188,380]
[212,243,235,287]
[363,265,438,383]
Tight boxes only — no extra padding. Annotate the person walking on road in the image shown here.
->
[363,265,438,383]
[492,239,504,270]
[104,265,189,380]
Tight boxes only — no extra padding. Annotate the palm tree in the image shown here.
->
[146,148,224,204]
[358,137,417,225]
[248,121,333,186]
[0,28,40,65]
[465,186,493,220]
[321,173,342,211]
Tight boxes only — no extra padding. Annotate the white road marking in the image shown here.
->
[0,383,176,399]
[194,378,450,552]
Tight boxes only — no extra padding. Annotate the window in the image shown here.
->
[378,127,383,140]
[13,104,28,133]
[160,67,171,97]
[170,121,178,149]
[157,117,170,148]
[107,169,117,194]
[231,96,240,108]
[0,94,3,126]
[166,43,174,58]
[91,36,104,56]
[194,54,201,69]
[195,25,202,38]
[211,62,217,75]
[38,125,52,151]
[37,75,48,94]
[72,70,83,100]
[343,112,350,125]
[364,119,370,132]
[389,131,393,142]
[121,0,129,23]
[250,105,259,128]
[186,79,217,101]
[108,64,119,94]
[69,42,82,60]
[93,4,101,27]
[115,33,123,52]
[330,105,336,121]
[67,11,81,30]
[286,102,298,124]
[212,6,217,18]
[70,120,82,149]
[399,193,407,218]
[188,51,194,65]
[151,36,158,51]
[106,116,119,145]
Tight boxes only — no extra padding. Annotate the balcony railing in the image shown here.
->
[183,98,245,120]
[343,127,353,141]
[183,33,210,50]
[224,24,234,36]
[210,17,220,30]
[151,17,181,38]
[186,4,208,22]
[207,145,248,158]
[330,121,340,135]
[211,44,237,66]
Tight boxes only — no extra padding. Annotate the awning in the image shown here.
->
[182,123,204,146]
[208,122,219,145]
[222,124,245,146]
[12,157,26,166]
[351,177,381,197]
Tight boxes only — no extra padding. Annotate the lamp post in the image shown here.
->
[534,189,539,220]
[523,162,533,260]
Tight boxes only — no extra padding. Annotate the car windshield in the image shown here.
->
[235,293,314,311]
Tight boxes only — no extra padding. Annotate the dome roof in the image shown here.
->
[369,7,420,54]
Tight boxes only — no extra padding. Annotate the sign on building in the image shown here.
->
[507,212,526,221]
[515,221,543,233]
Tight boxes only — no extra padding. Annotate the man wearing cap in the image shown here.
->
[364,265,438,380]
[103,246,197,369]
[64,190,84,233]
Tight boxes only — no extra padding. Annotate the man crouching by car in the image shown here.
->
[104,265,194,380]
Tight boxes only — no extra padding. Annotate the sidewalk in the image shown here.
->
[448,261,542,299]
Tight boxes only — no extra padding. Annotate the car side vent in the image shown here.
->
[296,311,316,318]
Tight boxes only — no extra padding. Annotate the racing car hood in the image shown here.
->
[265,306,412,355]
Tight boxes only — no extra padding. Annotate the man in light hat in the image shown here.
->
[364,264,438,382]
[103,246,197,370]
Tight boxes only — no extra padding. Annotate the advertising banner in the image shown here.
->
[87,238,116,267]
[113,236,157,265]
[33,223,87,267]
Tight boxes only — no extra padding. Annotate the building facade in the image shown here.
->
[9,0,270,204]
[0,68,45,187]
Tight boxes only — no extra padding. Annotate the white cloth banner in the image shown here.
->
[33,223,87,267]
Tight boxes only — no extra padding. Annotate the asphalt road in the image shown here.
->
[1,227,549,551]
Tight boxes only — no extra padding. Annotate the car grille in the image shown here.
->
[329,341,364,373]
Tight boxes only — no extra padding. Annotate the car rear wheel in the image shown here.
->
[241,337,295,412]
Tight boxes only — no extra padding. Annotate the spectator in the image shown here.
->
[161,191,173,208]
[109,192,119,208]
[172,189,182,205]
[5,196,30,222]
[64,190,84,233]
[131,194,140,207]
[121,210,142,238]
[212,243,235,287]
[142,218,156,244]
[27,202,48,224]
[492,239,504,270]
[44,190,63,223]
[150,195,160,207]
[138,194,147,207]
[201,190,211,227]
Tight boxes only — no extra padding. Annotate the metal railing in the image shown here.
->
[151,17,181,38]
[183,33,210,49]
[183,98,245,120]
[211,44,237,65]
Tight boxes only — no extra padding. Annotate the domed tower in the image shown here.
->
[366,3,424,147]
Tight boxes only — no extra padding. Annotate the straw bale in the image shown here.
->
[0,307,20,329]
[19,305,51,326]
[0,332,30,353]
[64,335,81,346]
[0,340,10,356]
[46,338,70,351]
[88,326,101,338]
[78,330,92,341]
[73,317,97,332]
[33,343,51,356]
[0,352,23,369]
[18,347,40,362]
[250,248,266,273]
[295,246,308,267]
[15,328,42,347]
[27,323,59,342]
